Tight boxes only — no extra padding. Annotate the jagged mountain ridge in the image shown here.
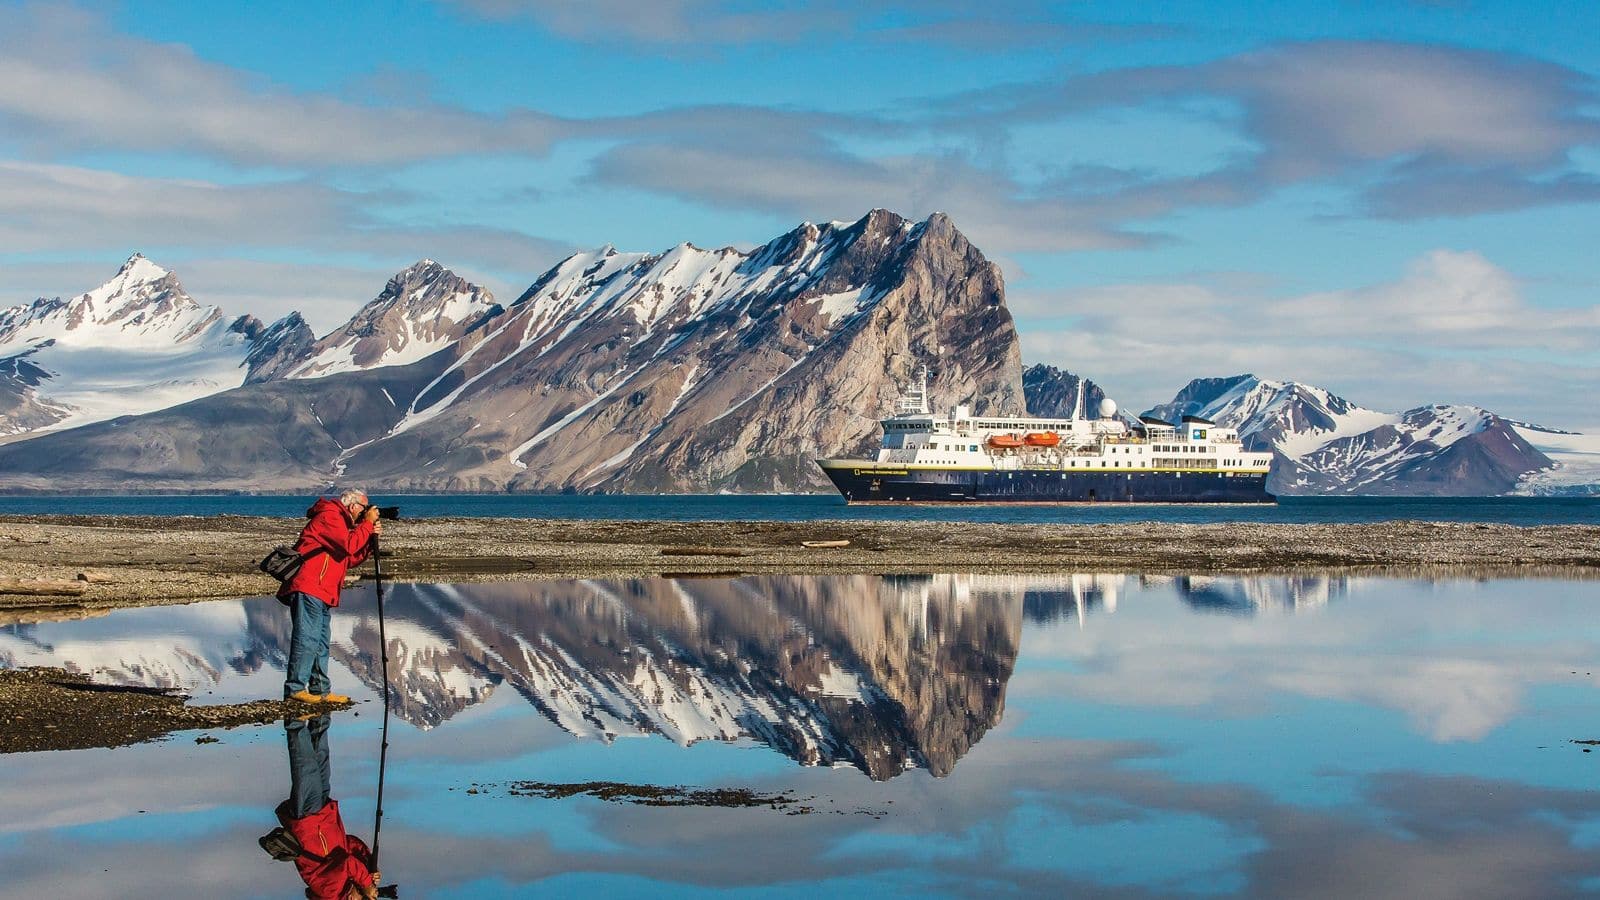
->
[343,209,1022,492]
[1,215,1585,495]
[0,210,1024,492]
[284,259,502,379]
[1022,364,1114,419]
[1145,374,1553,495]
[0,254,297,439]
[0,254,500,439]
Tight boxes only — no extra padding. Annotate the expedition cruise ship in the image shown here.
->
[817,372,1275,504]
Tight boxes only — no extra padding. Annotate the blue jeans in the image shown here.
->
[285,714,332,818]
[284,591,332,698]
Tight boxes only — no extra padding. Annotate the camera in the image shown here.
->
[363,504,402,521]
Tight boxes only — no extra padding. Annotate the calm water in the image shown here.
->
[3,574,1599,898]
[0,493,1595,525]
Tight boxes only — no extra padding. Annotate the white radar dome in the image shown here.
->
[1098,398,1118,419]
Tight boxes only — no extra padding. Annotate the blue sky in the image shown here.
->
[1,0,1597,424]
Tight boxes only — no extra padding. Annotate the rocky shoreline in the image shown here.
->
[2,514,1597,616]
[0,667,354,753]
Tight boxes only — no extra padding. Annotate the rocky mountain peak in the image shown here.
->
[242,312,317,384]
[284,260,499,379]
[1022,364,1113,419]
[1144,375,1554,495]
[326,208,1024,492]
[0,254,287,437]
[0,254,217,352]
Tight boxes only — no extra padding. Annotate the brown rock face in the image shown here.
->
[285,259,501,379]
[1023,364,1113,418]
[0,211,1026,492]
[239,312,317,383]
[346,209,1024,492]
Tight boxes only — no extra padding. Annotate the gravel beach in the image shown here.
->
[2,514,1596,614]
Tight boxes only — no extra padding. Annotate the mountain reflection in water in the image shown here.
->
[0,573,1341,780]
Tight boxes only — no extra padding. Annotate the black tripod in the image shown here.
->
[370,537,397,897]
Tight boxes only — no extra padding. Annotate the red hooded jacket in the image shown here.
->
[280,498,376,607]
[281,798,377,899]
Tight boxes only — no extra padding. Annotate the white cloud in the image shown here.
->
[0,161,567,330]
[0,161,357,251]
[1220,42,1598,173]
[1016,249,1600,426]
[444,0,1157,49]
[933,40,1600,220]
[589,142,1153,252]
[0,5,568,167]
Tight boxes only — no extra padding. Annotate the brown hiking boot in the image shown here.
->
[287,690,323,704]
[320,692,352,704]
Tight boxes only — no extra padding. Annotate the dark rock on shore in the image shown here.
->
[0,667,351,753]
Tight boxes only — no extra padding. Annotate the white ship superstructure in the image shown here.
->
[818,368,1276,504]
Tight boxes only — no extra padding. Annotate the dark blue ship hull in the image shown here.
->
[818,463,1275,504]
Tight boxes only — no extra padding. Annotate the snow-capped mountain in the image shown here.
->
[0,210,1024,492]
[337,209,1022,492]
[2,215,1586,496]
[0,255,501,442]
[1145,375,1554,495]
[0,254,300,438]
[284,259,501,380]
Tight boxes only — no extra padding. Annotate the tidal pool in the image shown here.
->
[2,574,1598,898]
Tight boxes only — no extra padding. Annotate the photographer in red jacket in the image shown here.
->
[281,488,380,704]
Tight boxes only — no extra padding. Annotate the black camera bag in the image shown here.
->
[259,546,326,584]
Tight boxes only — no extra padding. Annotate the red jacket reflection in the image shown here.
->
[283,798,376,899]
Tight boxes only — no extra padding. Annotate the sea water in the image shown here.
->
[2,573,1598,897]
[0,493,1594,525]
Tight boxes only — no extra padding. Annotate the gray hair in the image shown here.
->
[337,488,368,507]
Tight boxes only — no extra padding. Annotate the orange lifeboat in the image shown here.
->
[1024,431,1060,447]
[986,434,1025,449]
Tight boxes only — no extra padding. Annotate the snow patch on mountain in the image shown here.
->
[0,254,282,435]
[1146,374,1553,494]
[286,260,499,379]
[1512,425,1600,494]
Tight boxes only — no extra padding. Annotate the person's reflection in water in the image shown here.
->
[278,714,383,900]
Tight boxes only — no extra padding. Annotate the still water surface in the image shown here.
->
[2,574,1598,898]
[0,493,1595,525]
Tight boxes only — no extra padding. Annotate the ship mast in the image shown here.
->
[895,364,931,416]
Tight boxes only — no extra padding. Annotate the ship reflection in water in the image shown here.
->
[9,572,1600,899]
